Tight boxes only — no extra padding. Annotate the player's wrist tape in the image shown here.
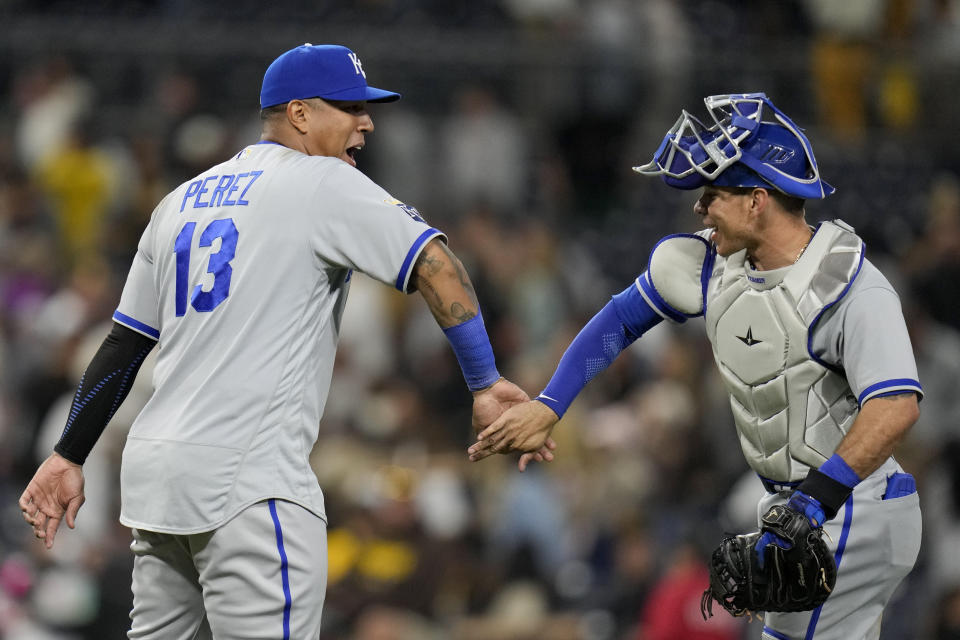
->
[538,287,660,418]
[442,313,501,391]
[795,454,860,521]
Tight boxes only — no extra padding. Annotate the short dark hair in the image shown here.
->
[725,186,805,216]
[260,97,331,122]
[259,103,288,122]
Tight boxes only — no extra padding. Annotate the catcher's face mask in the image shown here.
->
[633,93,835,200]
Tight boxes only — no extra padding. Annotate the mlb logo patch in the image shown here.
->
[385,198,425,223]
[397,203,425,223]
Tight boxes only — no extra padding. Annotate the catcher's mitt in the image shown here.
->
[701,504,837,619]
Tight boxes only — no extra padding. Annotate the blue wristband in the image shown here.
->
[794,453,860,522]
[442,314,500,391]
[819,453,861,489]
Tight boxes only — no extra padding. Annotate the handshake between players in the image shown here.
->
[469,396,560,471]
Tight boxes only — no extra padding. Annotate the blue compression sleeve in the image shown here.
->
[537,283,662,418]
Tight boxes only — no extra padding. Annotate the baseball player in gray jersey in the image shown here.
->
[469,93,922,639]
[18,44,551,639]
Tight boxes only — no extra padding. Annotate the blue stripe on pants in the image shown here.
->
[763,626,792,640]
[804,494,854,640]
[268,499,292,640]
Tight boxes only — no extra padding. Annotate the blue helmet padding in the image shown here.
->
[711,163,771,190]
[634,93,835,199]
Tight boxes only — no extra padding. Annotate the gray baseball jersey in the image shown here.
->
[739,248,921,406]
[113,141,443,534]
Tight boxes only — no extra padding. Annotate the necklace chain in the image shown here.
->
[794,231,814,264]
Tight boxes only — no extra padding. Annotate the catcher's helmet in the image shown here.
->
[633,93,834,199]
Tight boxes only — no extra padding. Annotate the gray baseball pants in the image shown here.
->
[759,458,921,640]
[128,498,327,639]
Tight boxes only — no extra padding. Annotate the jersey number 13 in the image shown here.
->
[174,219,238,317]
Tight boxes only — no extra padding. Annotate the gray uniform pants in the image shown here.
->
[128,499,327,639]
[759,458,921,640]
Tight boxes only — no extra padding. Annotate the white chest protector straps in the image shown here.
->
[647,221,864,482]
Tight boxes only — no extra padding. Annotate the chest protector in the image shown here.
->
[704,221,863,482]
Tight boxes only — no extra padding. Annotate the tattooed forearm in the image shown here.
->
[449,302,476,324]
[453,256,476,299]
[413,239,481,327]
[415,273,442,309]
[414,249,444,277]
[434,241,477,299]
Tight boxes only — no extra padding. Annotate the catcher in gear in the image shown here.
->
[469,94,922,639]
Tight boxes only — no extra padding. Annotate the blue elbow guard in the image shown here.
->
[443,313,501,391]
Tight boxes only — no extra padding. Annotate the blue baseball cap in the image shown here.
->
[259,44,401,109]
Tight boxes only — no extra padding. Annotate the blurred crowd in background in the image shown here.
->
[2,0,960,638]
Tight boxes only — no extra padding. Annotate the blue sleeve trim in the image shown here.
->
[395,228,443,292]
[807,240,865,371]
[858,379,923,406]
[112,311,160,340]
[875,389,922,401]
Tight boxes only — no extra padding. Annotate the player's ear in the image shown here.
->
[749,187,769,214]
[287,100,310,134]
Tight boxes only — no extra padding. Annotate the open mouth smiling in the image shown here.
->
[345,145,363,165]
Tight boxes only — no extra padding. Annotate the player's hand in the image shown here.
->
[471,377,529,435]
[19,453,85,549]
[516,437,558,472]
[468,400,559,470]
[754,491,826,569]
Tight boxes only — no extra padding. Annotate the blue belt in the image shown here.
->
[758,475,801,494]
[760,471,917,498]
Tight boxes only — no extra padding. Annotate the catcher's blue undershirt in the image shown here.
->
[536,283,662,417]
